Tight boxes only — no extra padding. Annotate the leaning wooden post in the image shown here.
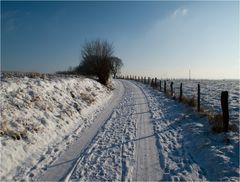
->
[170,82,173,96]
[179,83,183,102]
[221,91,229,132]
[164,81,166,93]
[197,84,200,112]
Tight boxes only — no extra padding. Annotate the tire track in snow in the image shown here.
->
[131,82,163,181]
[68,80,138,181]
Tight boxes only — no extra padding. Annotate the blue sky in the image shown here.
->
[1,1,239,79]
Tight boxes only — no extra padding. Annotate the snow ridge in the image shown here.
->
[0,76,112,181]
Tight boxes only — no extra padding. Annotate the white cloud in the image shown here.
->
[172,8,189,18]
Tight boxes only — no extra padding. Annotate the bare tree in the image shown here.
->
[111,57,123,79]
[77,40,114,85]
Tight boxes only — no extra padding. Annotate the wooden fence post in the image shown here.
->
[170,82,173,96]
[159,80,161,91]
[179,83,182,102]
[221,91,229,132]
[154,78,157,88]
[151,78,154,87]
[164,81,166,93]
[197,84,200,112]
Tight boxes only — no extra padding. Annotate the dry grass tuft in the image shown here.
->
[208,113,224,133]
[80,93,95,105]
[0,127,28,140]
[0,115,38,140]
[181,95,196,107]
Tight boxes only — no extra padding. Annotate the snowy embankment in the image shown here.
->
[0,74,113,180]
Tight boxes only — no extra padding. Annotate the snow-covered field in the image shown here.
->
[164,79,239,126]
[0,74,113,181]
[1,76,239,181]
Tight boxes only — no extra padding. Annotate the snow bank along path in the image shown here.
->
[0,76,114,181]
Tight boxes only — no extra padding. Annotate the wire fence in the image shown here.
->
[118,75,240,132]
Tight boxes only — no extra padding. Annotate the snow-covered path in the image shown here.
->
[68,80,163,181]
[26,79,239,181]
[132,84,163,181]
